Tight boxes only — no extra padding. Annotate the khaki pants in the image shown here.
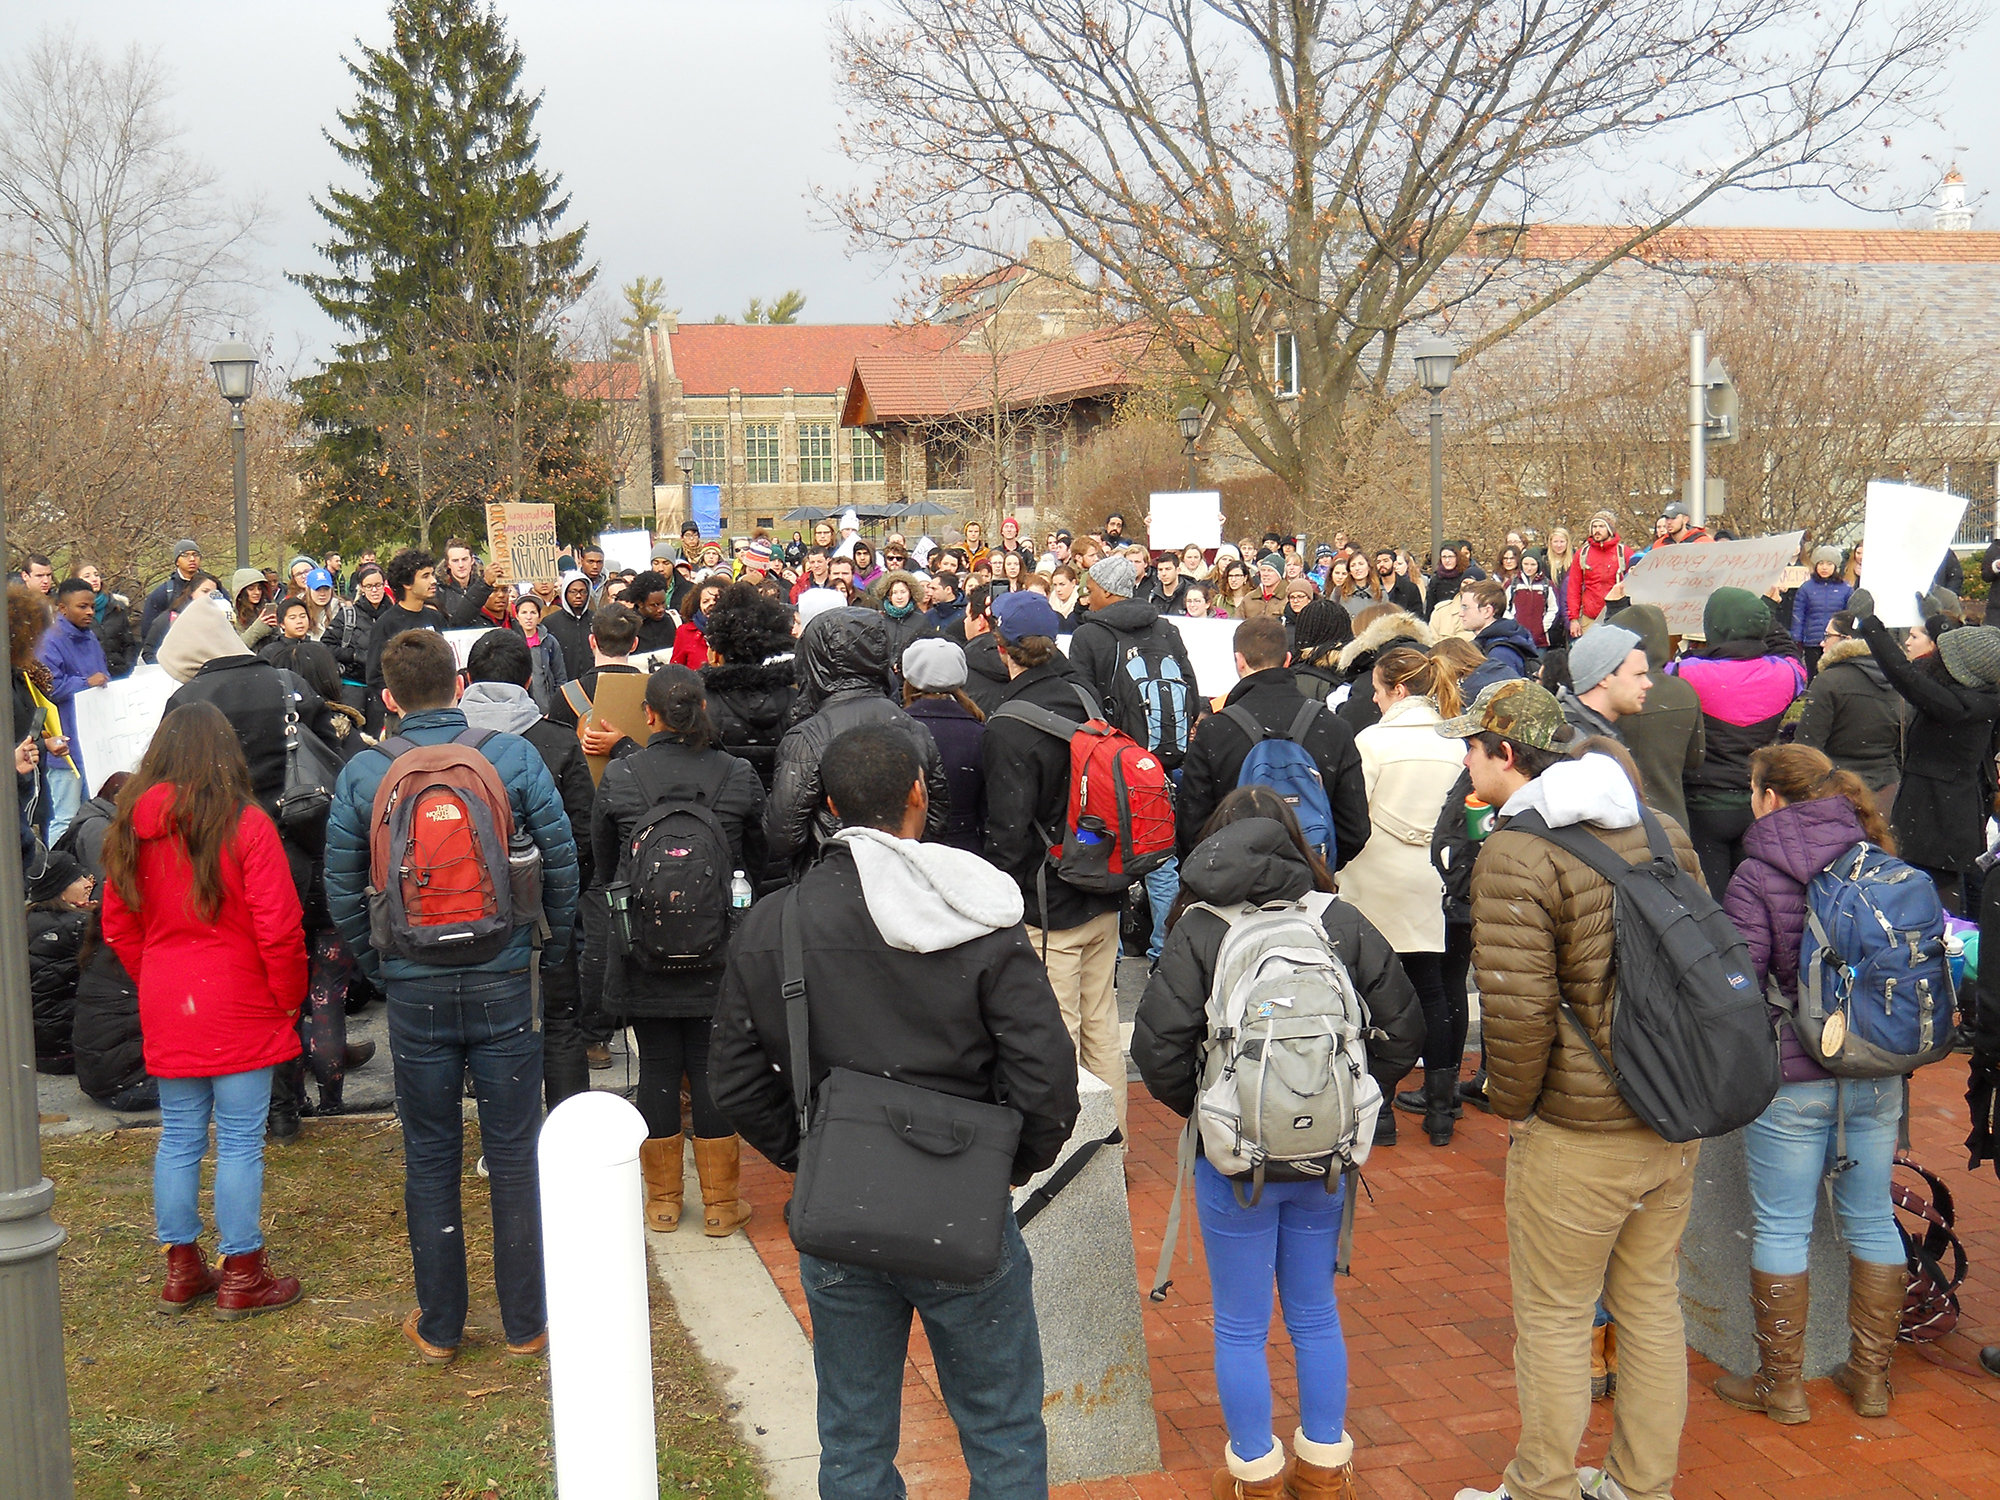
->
[1024,910,1124,1129]
[1502,1115,1698,1500]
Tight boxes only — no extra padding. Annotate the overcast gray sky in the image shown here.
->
[8,0,1997,370]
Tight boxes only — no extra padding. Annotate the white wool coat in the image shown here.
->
[1337,694,1464,953]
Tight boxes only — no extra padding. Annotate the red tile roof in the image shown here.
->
[841,324,1160,425]
[665,324,963,396]
[1502,223,2000,265]
[565,361,645,402]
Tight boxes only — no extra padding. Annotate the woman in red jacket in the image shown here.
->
[671,579,724,668]
[101,701,309,1319]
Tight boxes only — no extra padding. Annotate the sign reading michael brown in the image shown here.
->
[1622,531,1804,636]
[485,502,561,585]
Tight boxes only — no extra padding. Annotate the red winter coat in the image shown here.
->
[671,618,710,669]
[1565,533,1631,624]
[100,783,306,1079]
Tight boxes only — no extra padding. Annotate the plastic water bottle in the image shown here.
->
[730,870,753,910]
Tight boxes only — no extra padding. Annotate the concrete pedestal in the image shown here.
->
[1014,1068,1161,1486]
[1679,1127,1854,1379]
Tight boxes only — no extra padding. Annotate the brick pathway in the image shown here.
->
[738,1057,2000,1499]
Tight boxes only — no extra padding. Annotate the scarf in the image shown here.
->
[883,597,916,620]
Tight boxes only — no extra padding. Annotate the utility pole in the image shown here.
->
[0,456,78,1500]
[1688,328,1708,529]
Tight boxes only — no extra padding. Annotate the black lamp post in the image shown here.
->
[677,446,696,535]
[1412,339,1458,572]
[1176,405,1203,489]
[208,340,260,570]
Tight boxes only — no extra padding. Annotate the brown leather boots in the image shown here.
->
[1830,1256,1906,1418]
[157,1243,222,1314]
[213,1249,302,1320]
[1713,1269,1810,1423]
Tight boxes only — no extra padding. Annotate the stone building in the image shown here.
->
[565,360,655,525]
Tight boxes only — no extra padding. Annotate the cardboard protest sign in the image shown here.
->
[577,671,651,786]
[598,528,655,576]
[1148,492,1223,553]
[71,666,178,790]
[1862,482,1966,628]
[484,502,560,585]
[1623,531,1803,636]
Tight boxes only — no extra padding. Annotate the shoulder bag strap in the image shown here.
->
[1286,699,1322,744]
[781,888,812,1138]
[1222,703,1265,745]
[559,678,593,720]
[992,699,1085,742]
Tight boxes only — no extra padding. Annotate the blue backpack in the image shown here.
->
[1108,634,1196,770]
[1223,702,1336,865]
[1790,843,1958,1078]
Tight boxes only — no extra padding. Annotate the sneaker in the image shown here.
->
[1452,1485,1513,1500]
[1578,1468,1630,1500]
[475,1155,488,1178]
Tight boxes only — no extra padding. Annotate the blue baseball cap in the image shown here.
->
[305,568,334,591]
[992,589,1063,641]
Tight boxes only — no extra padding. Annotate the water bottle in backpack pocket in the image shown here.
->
[1790,843,1958,1077]
[611,757,737,973]
[1224,702,1336,865]
[1110,638,1195,769]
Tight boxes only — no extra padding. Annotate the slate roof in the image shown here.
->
[664,324,963,397]
[840,324,1160,425]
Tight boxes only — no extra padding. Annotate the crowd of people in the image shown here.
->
[11,497,2000,1500]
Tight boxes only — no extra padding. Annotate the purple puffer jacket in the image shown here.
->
[1721,794,1869,1082]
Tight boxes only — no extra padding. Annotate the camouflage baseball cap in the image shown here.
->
[1434,678,1569,749]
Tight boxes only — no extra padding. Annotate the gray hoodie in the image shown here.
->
[458,680,543,737]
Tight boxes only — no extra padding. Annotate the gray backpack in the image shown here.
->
[1150,894,1381,1298]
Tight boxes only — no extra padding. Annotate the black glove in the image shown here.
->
[1967,1052,1999,1176]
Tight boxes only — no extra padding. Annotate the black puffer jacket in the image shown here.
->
[1131,818,1425,1144]
[28,903,87,1068]
[702,659,798,793]
[93,595,136,678]
[1861,616,2000,872]
[1794,635,1906,793]
[764,608,948,873]
[592,737,766,1018]
[71,929,151,1108]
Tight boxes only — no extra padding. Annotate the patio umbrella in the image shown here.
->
[894,499,954,520]
[782,505,831,523]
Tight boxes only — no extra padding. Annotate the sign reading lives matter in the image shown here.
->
[1622,530,1803,637]
[485,502,560,585]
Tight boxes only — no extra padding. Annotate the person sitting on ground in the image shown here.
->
[1132,790,1421,1500]
[27,848,95,1075]
[710,721,1079,1500]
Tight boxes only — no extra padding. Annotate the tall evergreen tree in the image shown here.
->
[293,0,607,552]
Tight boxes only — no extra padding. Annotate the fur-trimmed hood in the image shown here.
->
[1336,609,1433,674]
[1818,635,1873,670]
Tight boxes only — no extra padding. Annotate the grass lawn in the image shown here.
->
[44,1120,765,1500]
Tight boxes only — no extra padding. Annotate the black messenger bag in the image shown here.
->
[780,889,1023,1282]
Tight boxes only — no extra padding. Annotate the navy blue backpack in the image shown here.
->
[1790,843,1958,1077]
[1224,702,1335,865]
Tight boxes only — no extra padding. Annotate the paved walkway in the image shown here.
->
[735,1055,2000,1500]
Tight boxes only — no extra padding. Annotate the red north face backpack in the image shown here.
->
[993,683,1175,913]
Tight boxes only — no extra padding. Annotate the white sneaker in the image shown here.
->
[1452,1484,1512,1500]
[475,1155,489,1178]
[1578,1469,1630,1500]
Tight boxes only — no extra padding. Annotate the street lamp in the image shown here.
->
[677,445,697,537]
[208,339,259,569]
[1412,337,1458,573]
[1176,405,1203,489]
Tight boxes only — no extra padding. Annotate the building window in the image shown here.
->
[927,434,968,491]
[799,422,834,484]
[850,427,885,483]
[1273,332,1298,398]
[744,422,782,484]
[756,516,776,530]
[688,423,729,485]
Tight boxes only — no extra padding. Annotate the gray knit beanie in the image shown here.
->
[1811,545,1843,569]
[1568,623,1642,695]
[1088,555,1136,598]
[1939,626,2000,690]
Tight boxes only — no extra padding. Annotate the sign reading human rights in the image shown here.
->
[485,502,561,585]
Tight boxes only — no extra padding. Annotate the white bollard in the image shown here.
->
[539,1090,658,1498]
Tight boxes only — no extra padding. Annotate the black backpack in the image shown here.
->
[1509,806,1780,1143]
[1101,625,1196,770]
[612,755,736,973]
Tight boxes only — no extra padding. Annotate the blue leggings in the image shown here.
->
[1195,1156,1348,1459]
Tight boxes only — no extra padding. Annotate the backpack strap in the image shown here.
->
[559,678,593,720]
[781,888,812,1138]
[376,735,418,762]
[1506,808,1633,1089]
[992,699,1086,742]
[1222,703,1265,745]
[1285,700,1321,744]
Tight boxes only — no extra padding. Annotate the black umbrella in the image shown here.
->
[893,499,954,520]
[783,505,832,523]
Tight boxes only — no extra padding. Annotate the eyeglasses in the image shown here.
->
[1287,592,1313,604]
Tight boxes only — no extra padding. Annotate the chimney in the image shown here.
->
[1935,166,1972,232]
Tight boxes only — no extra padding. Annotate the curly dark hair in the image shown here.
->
[8,584,54,695]
[704,581,793,665]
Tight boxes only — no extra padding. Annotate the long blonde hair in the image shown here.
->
[1375,643,1463,718]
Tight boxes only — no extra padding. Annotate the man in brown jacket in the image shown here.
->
[1437,680,1704,1500]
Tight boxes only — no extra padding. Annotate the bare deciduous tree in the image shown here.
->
[0,28,262,348]
[831,0,1973,510]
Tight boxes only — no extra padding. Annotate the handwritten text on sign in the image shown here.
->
[1622,531,1803,636]
[485,502,561,585]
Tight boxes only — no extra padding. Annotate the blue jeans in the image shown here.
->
[154,1068,275,1255]
[385,969,545,1347]
[801,1215,1046,1499]
[44,759,81,843]
[1744,1077,1906,1276]
[1196,1156,1349,1458]
[1145,855,1180,962]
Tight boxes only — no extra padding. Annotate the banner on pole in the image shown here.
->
[691,484,722,539]
[1862,482,1967,628]
[1148,492,1223,553]
[1622,531,1803,636]
[71,666,178,790]
[485,502,560,585]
